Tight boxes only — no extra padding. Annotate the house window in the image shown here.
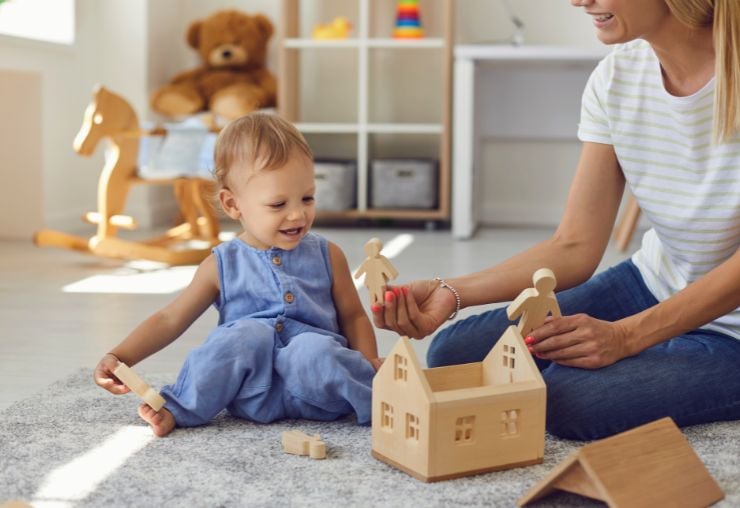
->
[502,344,516,369]
[393,354,408,381]
[381,402,394,429]
[454,415,476,443]
[405,413,420,441]
[501,409,520,436]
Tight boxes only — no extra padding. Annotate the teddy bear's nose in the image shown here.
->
[222,49,232,59]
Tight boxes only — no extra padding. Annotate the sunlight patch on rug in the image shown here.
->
[31,426,153,507]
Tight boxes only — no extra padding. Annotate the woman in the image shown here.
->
[373,0,740,441]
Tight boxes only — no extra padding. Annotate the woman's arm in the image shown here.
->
[375,141,625,338]
[328,242,380,366]
[530,249,740,368]
[109,254,220,365]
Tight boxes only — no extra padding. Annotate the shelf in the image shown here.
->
[280,0,453,224]
[316,208,449,220]
[284,38,445,49]
[296,123,360,133]
[284,39,359,49]
[367,38,444,49]
[367,123,442,134]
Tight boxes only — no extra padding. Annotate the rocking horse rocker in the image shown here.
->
[34,85,221,265]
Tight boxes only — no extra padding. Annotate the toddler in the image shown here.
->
[94,113,380,436]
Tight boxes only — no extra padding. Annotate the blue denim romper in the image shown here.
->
[160,233,375,426]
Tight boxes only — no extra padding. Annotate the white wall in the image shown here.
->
[0,0,605,239]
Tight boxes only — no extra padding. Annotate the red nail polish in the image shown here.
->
[385,291,394,302]
[525,336,535,345]
[527,346,534,353]
[371,304,381,312]
[392,287,401,297]
[402,286,409,296]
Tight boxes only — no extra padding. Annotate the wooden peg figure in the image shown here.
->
[354,238,399,306]
[507,268,561,337]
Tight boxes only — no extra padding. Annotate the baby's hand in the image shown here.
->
[370,357,385,371]
[94,353,131,395]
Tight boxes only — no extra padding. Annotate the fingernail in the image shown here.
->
[525,336,535,345]
[527,346,534,353]
[402,286,409,296]
[392,287,401,297]
[385,291,394,302]
[371,304,381,312]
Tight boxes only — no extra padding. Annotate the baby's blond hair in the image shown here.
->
[213,113,313,188]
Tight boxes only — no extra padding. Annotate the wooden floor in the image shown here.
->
[0,225,632,410]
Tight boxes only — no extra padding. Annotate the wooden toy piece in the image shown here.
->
[113,362,166,412]
[518,417,724,507]
[33,85,220,266]
[507,268,561,337]
[281,430,327,459]
[372,325,546,482]
[354,238,399,306]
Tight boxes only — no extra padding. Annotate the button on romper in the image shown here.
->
[160,233,376,426]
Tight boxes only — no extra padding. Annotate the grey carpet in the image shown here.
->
[1,370,737,507]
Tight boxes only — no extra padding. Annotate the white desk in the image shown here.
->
[452,45,608,239]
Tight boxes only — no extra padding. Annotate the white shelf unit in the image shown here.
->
[279,0,453,222]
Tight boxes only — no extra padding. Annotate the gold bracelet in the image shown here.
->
[434,277,461,320]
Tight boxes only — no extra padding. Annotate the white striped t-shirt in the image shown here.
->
[578,39,740,340]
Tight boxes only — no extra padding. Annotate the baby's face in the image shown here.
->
[230,155,316,250]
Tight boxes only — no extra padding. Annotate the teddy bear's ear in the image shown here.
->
[253,14,274,41]
[186,20,202,49]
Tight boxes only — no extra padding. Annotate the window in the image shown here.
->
[501,409,520,436]
[393,354,408,381]
[405,413,420,441]
[502,344,516,369]
[454,415,476,443]
[381,402,394,429]
[0,0,75,45]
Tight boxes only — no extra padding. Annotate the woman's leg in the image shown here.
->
[544,329,740,440]
[274,333,376,425]
[427,259,657,367]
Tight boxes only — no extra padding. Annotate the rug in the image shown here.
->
[1,370,737,507]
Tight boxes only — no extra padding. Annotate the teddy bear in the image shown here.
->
[150,10,277,121]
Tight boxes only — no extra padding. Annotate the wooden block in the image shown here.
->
[518,417,725,507]
[281,430,326,459]
[113,362,166,411]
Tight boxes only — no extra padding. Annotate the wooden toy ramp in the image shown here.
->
[34,85,220,266]
[518,417,724,508]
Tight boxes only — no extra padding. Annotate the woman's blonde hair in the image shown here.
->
[666,0,740,143]
[213,113,313,188]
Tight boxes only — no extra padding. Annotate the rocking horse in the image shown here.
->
[34,85,221,265]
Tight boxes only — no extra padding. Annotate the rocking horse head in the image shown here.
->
[73,85,139,156]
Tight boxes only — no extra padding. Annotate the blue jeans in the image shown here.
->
[427,260,740,440]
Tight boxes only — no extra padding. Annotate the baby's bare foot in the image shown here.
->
[138,404,175,437]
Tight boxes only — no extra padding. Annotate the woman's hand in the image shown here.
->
[526,314,632,369]
[93,353,131,394]
[371,279,456,339]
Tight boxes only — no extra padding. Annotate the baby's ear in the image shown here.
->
[218,188,241,220]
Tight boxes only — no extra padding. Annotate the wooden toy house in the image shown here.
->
[371,325,546,482]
